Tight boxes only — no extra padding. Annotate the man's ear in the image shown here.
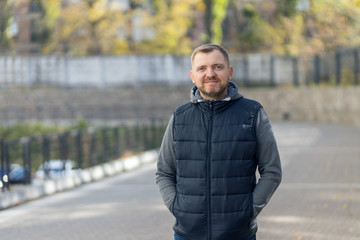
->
[229,66,233,79]
[190,70,195,84]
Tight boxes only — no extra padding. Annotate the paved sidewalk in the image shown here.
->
[257,123,360,240]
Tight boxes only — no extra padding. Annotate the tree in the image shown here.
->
[275,0,297,17]
[203,0,212,42]
[41,0,61,53]
[304,0,360,54]
[0,0,13,53]
[6,0,360,56]
[211,0,229,44]
[135,0,200,55]
[44,0,126,55]
[223,2,282,53]
[221,0,359,56]
[201,0,229,45]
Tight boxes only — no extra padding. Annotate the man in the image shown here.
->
[156,44,282,240]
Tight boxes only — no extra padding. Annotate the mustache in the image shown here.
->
[205,77,219,81]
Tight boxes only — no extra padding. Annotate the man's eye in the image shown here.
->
[198,67,206,71]
[215,65,224,70]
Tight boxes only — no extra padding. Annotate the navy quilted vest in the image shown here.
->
[172,97,261,240]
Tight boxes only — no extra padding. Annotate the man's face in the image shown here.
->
[190,50,233,100]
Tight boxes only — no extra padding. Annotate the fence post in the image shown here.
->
[0,139,5,191]
[27,140,32,184]
[58,133,69,170]
[155,119,163,147]
[22,139,28,184]
[3,142,10,190]
[22,138,31,185]
[76,130,83,169]
[90,129,97,166]
[135,122,141,151]
[144,121,151,150]
[102,128,109,162]
[64,56,70,88]
[118,125,124,157]
[270,56,276,87]
[113,127,120,159]
[335,51,341,85]
[354,49,359,85]
[124,125,131,150]
[313,55,320,84]
[42,135,50,178]
[151,119,157,149]
[243,56,249,87]
[292,57,299,86]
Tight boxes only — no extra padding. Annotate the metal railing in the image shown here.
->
[309,47,360,85]
[0,119,167,192]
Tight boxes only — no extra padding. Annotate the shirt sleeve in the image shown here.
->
[253,108,282,218]
[155,115,177,213]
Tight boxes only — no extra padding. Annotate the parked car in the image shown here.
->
[9,164,26,184]
[0,164,27,185]
[36,160,76,180]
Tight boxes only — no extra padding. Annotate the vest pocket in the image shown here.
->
[211,192,254,232]
[173,193,207,232]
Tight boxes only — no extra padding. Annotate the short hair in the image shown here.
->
[191,44,230,67]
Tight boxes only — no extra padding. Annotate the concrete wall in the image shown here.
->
[0,85,359,127]
[0,54,299,87]
[245,86,360,127]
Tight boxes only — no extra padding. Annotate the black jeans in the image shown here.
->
[174,232,256,240]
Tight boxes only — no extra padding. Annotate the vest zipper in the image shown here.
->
[207,102,214,240]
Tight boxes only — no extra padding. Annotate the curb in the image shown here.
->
[0,149,159,210]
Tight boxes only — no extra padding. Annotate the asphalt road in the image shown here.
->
[0,122,359,240]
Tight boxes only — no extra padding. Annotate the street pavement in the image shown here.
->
[257,123,360,240]
[0,122,359,240]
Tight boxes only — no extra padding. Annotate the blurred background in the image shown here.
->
[0,0,360,124]
[0,0,360,194]
[1,0,360,56]
[0,2,360,239]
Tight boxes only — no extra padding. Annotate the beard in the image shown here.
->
[198,80,228,100]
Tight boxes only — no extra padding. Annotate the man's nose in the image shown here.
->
[205,68,216,78]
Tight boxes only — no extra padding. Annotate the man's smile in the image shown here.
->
[204,79,220,84]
